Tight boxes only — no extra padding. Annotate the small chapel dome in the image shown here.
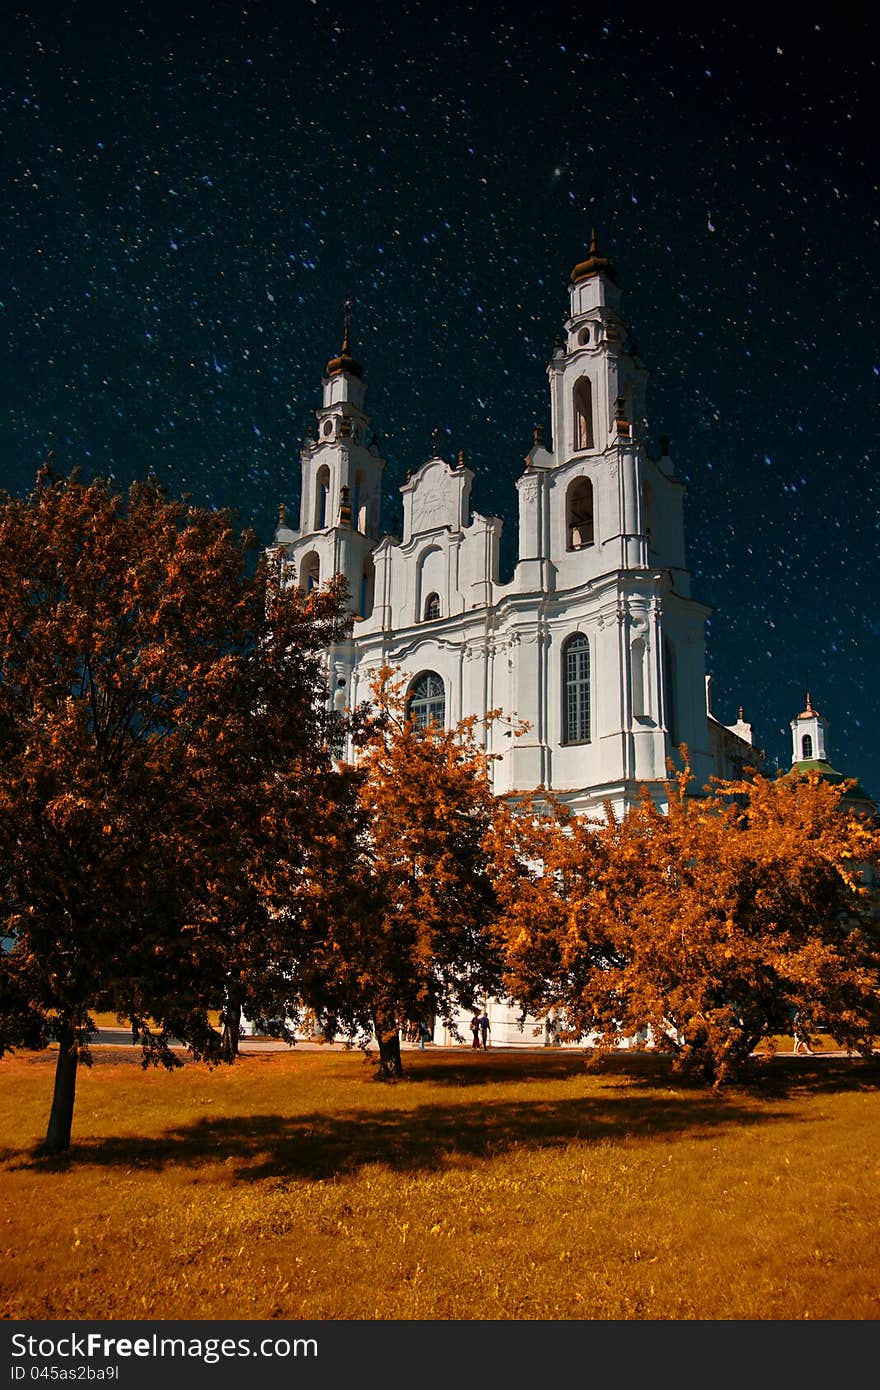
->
[570,229,617,286]
[796,692,820,721]
[787,694,874,811]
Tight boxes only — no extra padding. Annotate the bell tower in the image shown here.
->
[549,230,649,469]
[510,231,715,805]
[790,693,830,765]
[518,232,689,581]
[276,298,386,622]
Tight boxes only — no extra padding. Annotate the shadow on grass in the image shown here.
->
[21,1089,793,1183]
[12,1051,877,1180]
[408,1049,665,1088]
[735,1053,880,1100]
[401,1047,880,1099]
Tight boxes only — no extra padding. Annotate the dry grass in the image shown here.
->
[88,1012,223,1030]
[1,1047,878,1321]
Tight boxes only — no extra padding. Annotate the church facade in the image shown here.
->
[273,236,756,820]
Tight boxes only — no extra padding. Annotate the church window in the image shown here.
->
[315,465,330,530]
[359,556,375,620]
[408,671,445,730]
[322,420,333,437]
[562,634,591,744]
[566,477,595,550]
[802,733,813,759]
[300,551,320,593]
[578,326,591,346]
[417,546,444,623]
[573,377,594,451]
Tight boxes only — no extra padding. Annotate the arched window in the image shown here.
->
[300,551,320,593]
[315,466,330,530]
[359,556,375,620]
[573,377,594,451]
[562,634,590,744]
[566,476,594,550]
[615,380,633,439]
[802,733,813,760]
[408,671,445,730]
[417,545,444,624]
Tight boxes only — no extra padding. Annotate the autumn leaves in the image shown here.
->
[0,469,351,1149]
[490,769,880,1083]
[0,470,877,1155]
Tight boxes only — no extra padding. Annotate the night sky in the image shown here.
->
[3,3,878,794]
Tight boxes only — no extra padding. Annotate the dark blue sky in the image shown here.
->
[3,2,878,792]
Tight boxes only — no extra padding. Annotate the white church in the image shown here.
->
[274,233,757,823]
[264,234,875,1047]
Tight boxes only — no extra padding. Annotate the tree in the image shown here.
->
[0,466,351,1150]
[493,765,880,1084]
[299,669,507,1078]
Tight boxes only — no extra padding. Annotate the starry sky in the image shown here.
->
[3,2,878,793]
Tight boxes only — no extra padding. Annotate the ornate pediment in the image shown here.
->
[401,457,473,542]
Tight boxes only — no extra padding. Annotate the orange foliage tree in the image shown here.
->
[0,467,352,1150]
[298,669,507,1078]
[492,766,880,1083]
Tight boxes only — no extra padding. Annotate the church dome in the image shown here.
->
[788,693,875,814]
[570,229,617,285]
[325,296,363,378]
[796,692,821,720]
[325,345,363,379]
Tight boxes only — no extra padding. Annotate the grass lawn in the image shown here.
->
[1,1047,878,1321]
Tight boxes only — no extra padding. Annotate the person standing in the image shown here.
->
[479,1009,490,1049]
[470,1012,481,1048]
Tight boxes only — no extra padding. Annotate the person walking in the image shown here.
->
[478,1009,490,1049]
[470,1011,481,1049]
[793,1012,813,1056]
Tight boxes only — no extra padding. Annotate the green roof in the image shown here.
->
[789,760,875,811]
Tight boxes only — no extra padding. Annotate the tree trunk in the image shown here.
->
[373,1012,403,1080]
[220,993,242,1062]
[42,1023,79,1154]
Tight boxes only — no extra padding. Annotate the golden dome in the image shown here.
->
[797,692,821,720]
[325,296,363,378]
[325,342,363,379]
[570,228,616,285]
